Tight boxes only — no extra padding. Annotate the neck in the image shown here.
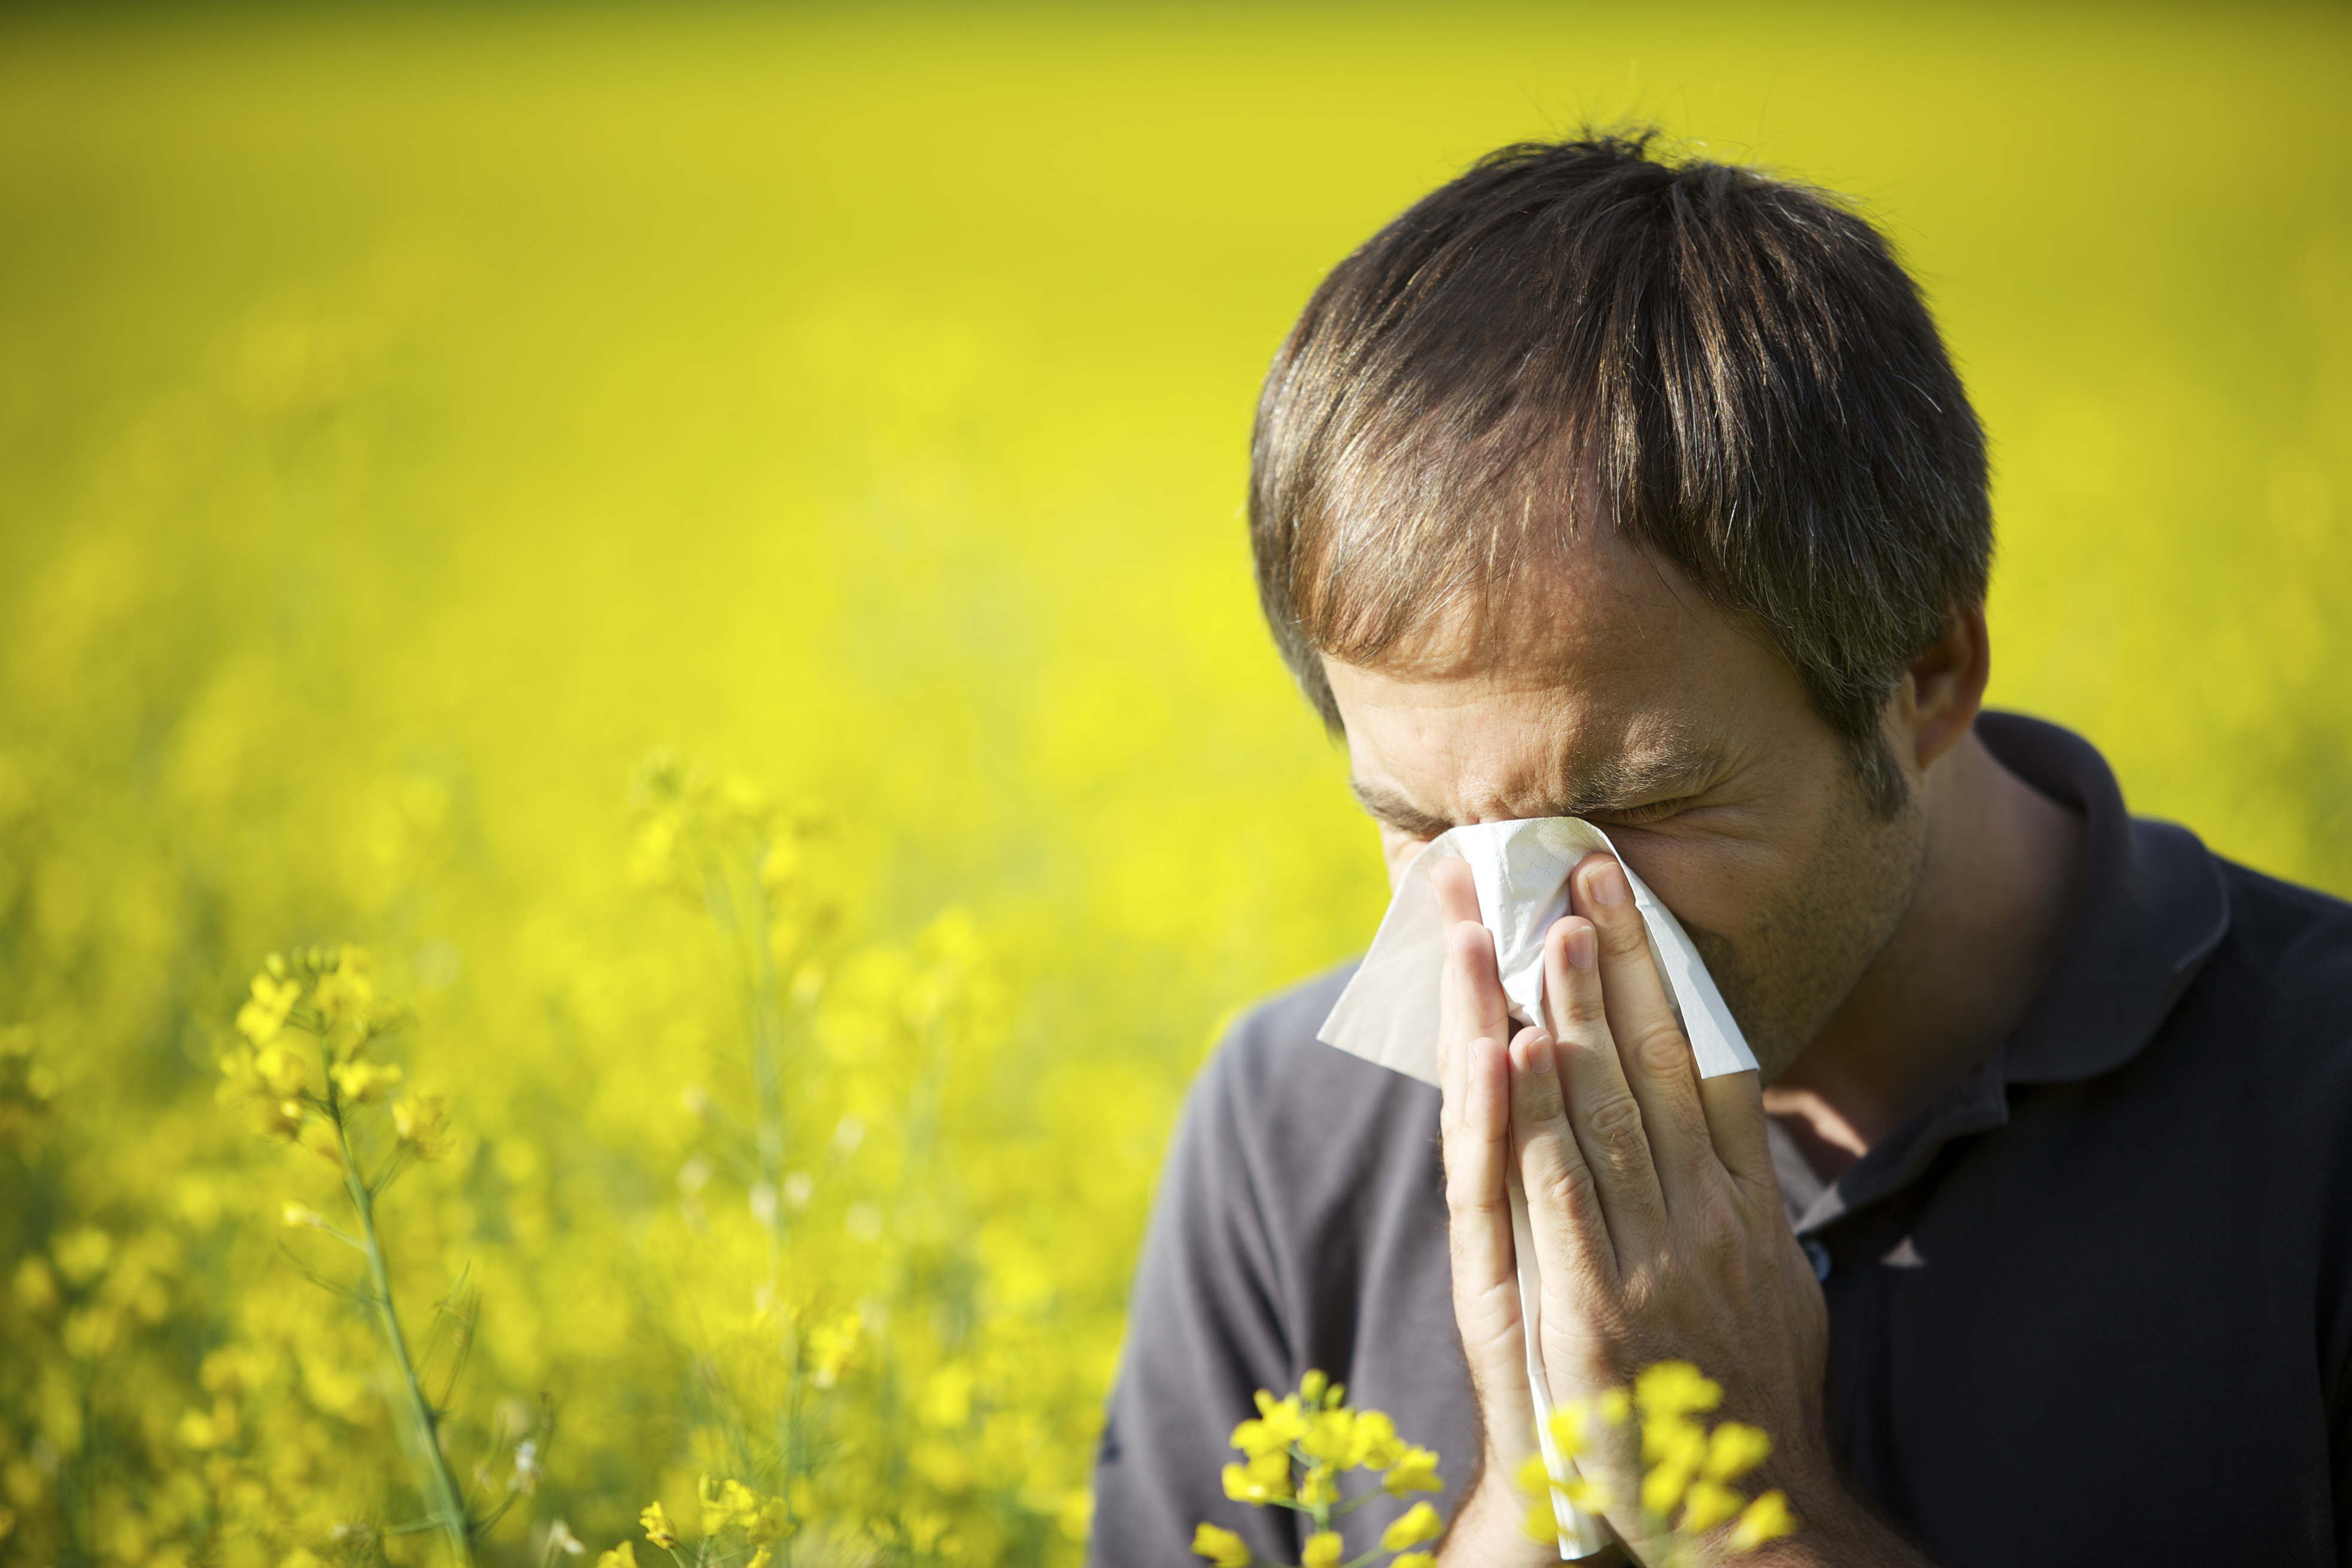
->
[1763,731,2086,1179]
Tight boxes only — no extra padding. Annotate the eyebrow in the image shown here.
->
[1349,746,1720,833]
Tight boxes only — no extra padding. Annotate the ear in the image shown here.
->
[1898,604,1991,773]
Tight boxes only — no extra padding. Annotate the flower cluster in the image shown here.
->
[1194,1372,1446,1568]
[221,946,538,1563]
[599,1478,794,1568]
[1519,1362,1797,1561]
[218,946,446,1166]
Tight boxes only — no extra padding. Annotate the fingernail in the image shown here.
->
[1590,862,1630,908]
[1520,1033,1554,1074]
[1566,924,1596,970]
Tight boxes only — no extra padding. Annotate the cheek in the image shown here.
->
[1611,829,1794,946]
[1379,830,1431,894]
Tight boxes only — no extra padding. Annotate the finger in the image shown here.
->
[1443,1033,1537,1436]
[1439,902,1511,1120]
[1445,1034,1519,1294]
[1507,1024,1620,1289]
[1569,854,1721,1214]
[1537,912,1666,1258]
[1430,854,1480,927]
[1697,1064,1778,1192]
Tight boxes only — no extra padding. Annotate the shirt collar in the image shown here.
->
[1976,713,2232,1085]
[1778,713,2232,1234]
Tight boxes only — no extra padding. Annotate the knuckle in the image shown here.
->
[1558,977,1606,1027]
[1580,1094,1655,1188]
[1635,1021,1692,1076]
[1599,912,1650,955]
[1515,1082,1569,1127]
[1535,1153,1600,1218]
[1442,1156,1495,1207]
[1584,1088,1647,1153]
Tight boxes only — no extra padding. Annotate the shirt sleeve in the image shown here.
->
[1088,1024,1302,1568]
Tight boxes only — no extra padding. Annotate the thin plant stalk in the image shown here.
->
[332,1086,474,1566]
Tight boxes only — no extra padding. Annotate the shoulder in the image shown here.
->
[2203,858,2352,1030]
[1192,961,1440,1132]
[2217,857,2352,961]
[1179,961,1443,1218]
[2156,856,2352,1197]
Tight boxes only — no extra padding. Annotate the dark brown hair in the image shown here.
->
[1249,132,1991,812]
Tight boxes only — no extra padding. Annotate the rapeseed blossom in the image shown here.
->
[1196,1375,1448,1568]
[1519,1362,1798,1563]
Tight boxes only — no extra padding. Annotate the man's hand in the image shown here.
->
[1434,851,1923,1566]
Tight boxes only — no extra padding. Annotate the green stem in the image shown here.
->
[336,1094,474,1566]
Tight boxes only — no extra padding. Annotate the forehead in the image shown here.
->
[1322,530,1790,821]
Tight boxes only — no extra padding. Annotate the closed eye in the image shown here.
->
[1586,794,1702,827]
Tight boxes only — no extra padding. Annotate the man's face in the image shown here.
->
[1321,526,1927,1079]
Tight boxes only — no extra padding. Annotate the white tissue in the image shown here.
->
[1315,818,1759,1560]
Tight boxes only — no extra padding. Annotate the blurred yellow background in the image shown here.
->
[1,4,2347,1564]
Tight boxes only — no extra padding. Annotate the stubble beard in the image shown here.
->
[1683,766,1930,1083]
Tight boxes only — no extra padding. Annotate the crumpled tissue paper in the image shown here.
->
[1317,818,1759,1560]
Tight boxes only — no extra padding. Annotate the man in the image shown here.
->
[1090,135,2352,1565]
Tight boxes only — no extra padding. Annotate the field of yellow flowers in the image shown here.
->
[1,4,2347,1564]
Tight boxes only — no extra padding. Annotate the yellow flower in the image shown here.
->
[314,946,374,1026]
[1635,1362,1721,1422]
[252,1096,305,1140]
[177,1406,227,1450]
[1300,1369,1329,1404]
[392,1094,450,1159]
[1515,1453,1552,1496]
[1189,1523,1250,1567]
[805,1310,860,1386]
[236,974,302,1045]
[597,1546,638,1568]
[699,1475,762,1536]
[1702,1420,1772,1484]
[1303,1403,1404,1469]
[297,1116,344,1168]
[1298,1462,1340,1508]
[13,1256,59,1316]
[48,1228,105,1287]
[639,1502,677,1548]
[1298,1406,1353,1466]
[1300,1530,1342,1567]
[1727,1490,1797,1551]
[1641,1458,1693,1520]
[1381,1445,1442,1495]
[1546,1401,1590,1460]
[745,1549,771,1568]
[1380,1502,1443,1550]
[1642,1411,1708,1469]
[1562,1475,1610,1512]
[1344,1408,1404,1470]
[253,1043,309,1099]
[1680,1479,1745,1532]
[331,1058,403,1104]
[1597,1387,1633,1426]
[1231,1391,1308,1459]
[1392,1557,1435,1568]
[1221,1451,1291,1505]
[746,1496,792,1543]
[281,1203,327,1229]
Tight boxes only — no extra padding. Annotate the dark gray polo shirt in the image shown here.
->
[1090,714,2352,1566]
